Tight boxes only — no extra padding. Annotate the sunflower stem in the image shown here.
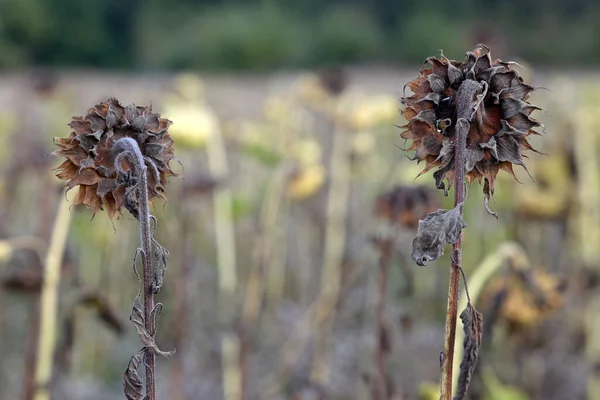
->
[115,137,157,400]
[440,79,480,400]
[33,192,72,400]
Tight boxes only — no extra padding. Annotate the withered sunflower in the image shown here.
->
[374,185,439,229]
[53,97,176,219]
[400,44,541,204]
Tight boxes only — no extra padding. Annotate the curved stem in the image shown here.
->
[441,79,481,400]
[114,138,156,400]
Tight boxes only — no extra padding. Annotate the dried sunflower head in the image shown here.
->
[400,44,542,200]
[374,185,439,229]
[53,98,176,219]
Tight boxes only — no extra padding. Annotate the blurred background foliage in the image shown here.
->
[1,0,600,70]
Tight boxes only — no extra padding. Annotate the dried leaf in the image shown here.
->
[130,249,175,357]
[411,203,466,266]
[123,349,145,400]
[453,303,483,400]
[151,239,169,294]
[150,303,163,337]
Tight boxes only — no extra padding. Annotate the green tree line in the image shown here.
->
[1,0,599,70]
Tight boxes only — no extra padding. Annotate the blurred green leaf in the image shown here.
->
[230,193,256,221]
[243,144,282,168]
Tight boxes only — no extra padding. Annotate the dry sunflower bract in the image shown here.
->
[53,97,176,219]
[400,44,541,199]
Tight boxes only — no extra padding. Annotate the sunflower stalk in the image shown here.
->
[440,79,480,400]
[116,138,174,400]
[372,237,394,400]
[204,111,241,400]
[33,192,72,400]
[52,98,177,400]
[311,124,351,384]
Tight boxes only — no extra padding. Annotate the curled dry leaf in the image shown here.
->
[411,203,466,266]
[130,249,176,358]
[453,303,484,400]
[123,349,145,400]
[151,239,169,294]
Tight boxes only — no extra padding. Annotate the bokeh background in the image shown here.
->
[0,1,599,399]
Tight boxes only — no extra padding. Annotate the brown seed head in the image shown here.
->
[53,97,176,219]
[318,66,349,97]
[374,185,439,229]
[400,44,542,196]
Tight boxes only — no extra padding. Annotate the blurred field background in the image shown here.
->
[1,1,600,400]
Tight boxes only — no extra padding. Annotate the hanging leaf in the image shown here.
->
[453,303,484,400]
[151,238,170,294]
[129,249,175,357]
[411,203,466,266]
[123,349,145,400]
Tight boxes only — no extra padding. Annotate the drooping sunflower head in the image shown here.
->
[374,185,439,229]
[53,98,176,219]
[400,44,542,199]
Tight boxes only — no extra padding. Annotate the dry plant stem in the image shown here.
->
[373,239,393,400]
[206,113,241,400]
[311,125,351,384]
[117,138,157,400]
[573,86,600,398]
[24,299,41,400]
[139,169,156,400]
[33,192,72,400]
[240,167,287,397]
[440,80,479,400]
[171,210,192,400]
[265,195,290,301]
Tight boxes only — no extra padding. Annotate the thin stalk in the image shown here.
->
[240,167,287,397]
[205,110,241,400]
[33,192,72,400]
[372,238,393,400]
[311,124,351,384]
[440,80,480,400]
[23,299,41,400]
[573,86,600,399]
[171,208,191,400]
[138,157,157,400]
[115,137,158,400]
[265,195,290,301]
